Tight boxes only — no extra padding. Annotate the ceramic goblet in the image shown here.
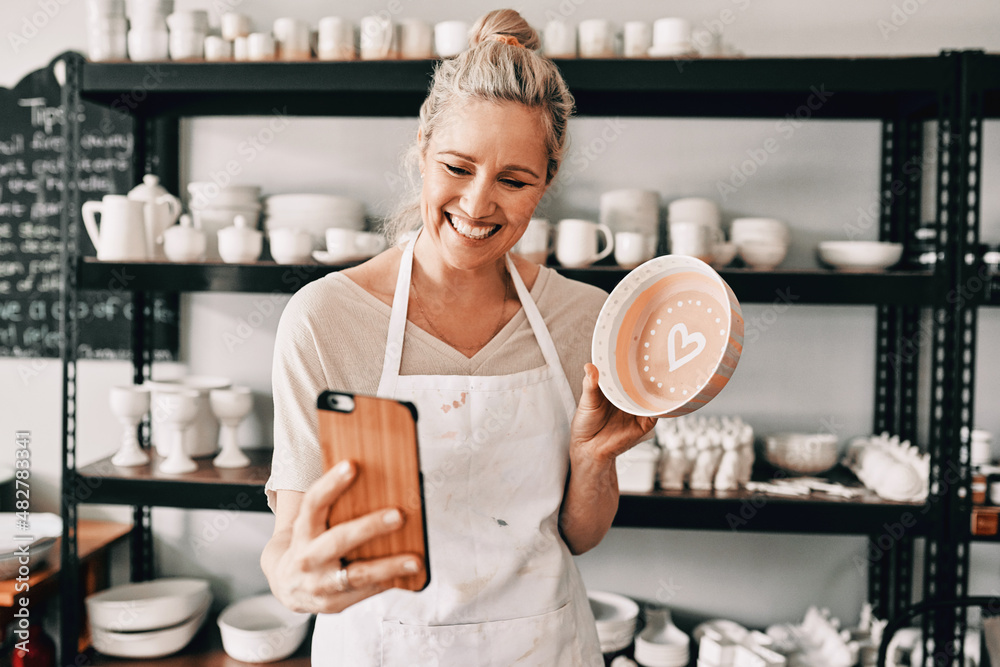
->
[209,387,253,469]
[109,385,151,467]
[157,389,201,475]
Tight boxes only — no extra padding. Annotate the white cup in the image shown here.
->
[168,29,205,60]
[127,28,168,61]
[555,219,614,269]
[360,15,395,60]
[434,20,469,58]
[247,32,275,61]
[274,17,311,60]
[669,220,723,261]
[578,19,614,58]
[204,35,232,61]
[318,17,355,60]
[88,21,128,61]
[614,231,657,269]
[220,12,251,41]
[653,17,691,49]
[399,18,433,59]
[269,227,314,264]
[972,429,993,467]
[233,36,248,61]
[543,20,576,58]
[512,218,551,264]
[623,21,652,58]
[600,188,661,236]
[325,228,387,262]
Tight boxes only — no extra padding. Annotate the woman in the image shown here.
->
[263,9,656,664]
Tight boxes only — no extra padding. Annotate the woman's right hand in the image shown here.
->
[263,460,424,614]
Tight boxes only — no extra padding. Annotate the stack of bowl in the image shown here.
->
[729,217,790,270]
[86,0,128,61]
[263,194,366,250]
[0,513,61,580]
[86,578,211,659]
[633,608,690,667]
[126,0,172,60]
[589,590,640,656]
[218,594,312,662]
[187,183,261,260]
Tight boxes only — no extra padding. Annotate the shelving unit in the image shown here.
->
[58,52,981,666]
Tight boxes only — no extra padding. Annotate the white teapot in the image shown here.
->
[128,174,183,259]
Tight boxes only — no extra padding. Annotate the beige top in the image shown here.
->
[266,266,608,508]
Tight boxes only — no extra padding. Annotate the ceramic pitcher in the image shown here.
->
[82,195,148,261]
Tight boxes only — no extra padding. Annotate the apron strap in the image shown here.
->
[506,256,579,420]
[375,232,416,398]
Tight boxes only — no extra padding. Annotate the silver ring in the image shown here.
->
[333,567,352,592]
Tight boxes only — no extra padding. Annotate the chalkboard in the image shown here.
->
[0,55,177,360]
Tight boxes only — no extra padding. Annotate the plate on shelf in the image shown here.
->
[817,241,903,272]
[591,255,744,418]
[312,250,371,265]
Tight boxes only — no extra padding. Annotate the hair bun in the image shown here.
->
[468,9,540,50]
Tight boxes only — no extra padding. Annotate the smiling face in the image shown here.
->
[417,99,550,273]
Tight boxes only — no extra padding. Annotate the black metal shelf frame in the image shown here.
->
[57,51,979,666]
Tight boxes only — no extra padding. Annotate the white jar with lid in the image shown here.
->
[162,214,206,262]
[218,215,263,264]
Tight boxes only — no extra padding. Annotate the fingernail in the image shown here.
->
[383,509,402,525]
[334,460,353,478]
[403,559,419,573]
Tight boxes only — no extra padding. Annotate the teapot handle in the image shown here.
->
[81,200,103,253]
[155,193,183,225]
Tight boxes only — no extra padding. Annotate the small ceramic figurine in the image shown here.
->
[714,432,741,491]
[737,423,755,485]
[659,431,687,490]
[689,434,716,490]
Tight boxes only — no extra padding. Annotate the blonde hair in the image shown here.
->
[384,9,575,243]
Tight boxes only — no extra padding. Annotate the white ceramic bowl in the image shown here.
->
[588,590,640,653]
[86,578,211,632]
[187,183,261,209]
[0,512,62,554]
[817,241,903,272]
[0,538,57,580]
[218,594,312,663]
[738,240,787,270]
[269,228,315,264]
[592,255,743,418]
[711,242,737,268]
[91,594,210,659]
[764,433,840,475]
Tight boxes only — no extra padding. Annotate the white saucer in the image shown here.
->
[313,250,365,265]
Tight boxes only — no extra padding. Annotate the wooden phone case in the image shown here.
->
[317,391,429,592]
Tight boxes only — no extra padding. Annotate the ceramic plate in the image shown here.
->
[312,250,372,265]
[592,255,744,417]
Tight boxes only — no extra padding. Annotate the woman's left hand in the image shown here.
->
[570,363,658,462]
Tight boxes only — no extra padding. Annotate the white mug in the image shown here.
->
[434,20,469,58]
[247,32,275,61]
[203,35,232,61]
[669,220,723,261]
[325,228,387,261]
[623,21,652,58]
[614,231,656,269]
[220,12,251,41]
[82,195,148,261]
[318,17,354,60]
[273,18,311,61]
[578,19,614,58]
[556,219,614,268]
[512,218,551,264]
[399,18,433,59]
[543,20,576,58]
[361,15,395,60]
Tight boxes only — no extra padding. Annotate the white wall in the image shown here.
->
[1,0,999,629]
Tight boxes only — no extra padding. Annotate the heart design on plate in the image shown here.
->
[667,323,706,372]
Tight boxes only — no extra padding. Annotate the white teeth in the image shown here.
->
[449,215,497,240]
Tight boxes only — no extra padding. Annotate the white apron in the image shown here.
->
[311,235,602,666]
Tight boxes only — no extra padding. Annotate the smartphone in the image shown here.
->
[316,390,430,592]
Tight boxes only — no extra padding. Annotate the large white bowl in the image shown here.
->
[592,255,744,418]
[589,590,640,654]
[91,594,210,659]
[764,433,840,475]
[86,578,211,632]
[218,594,312,663]
[0,512,62,553]
[817,241,903,272]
